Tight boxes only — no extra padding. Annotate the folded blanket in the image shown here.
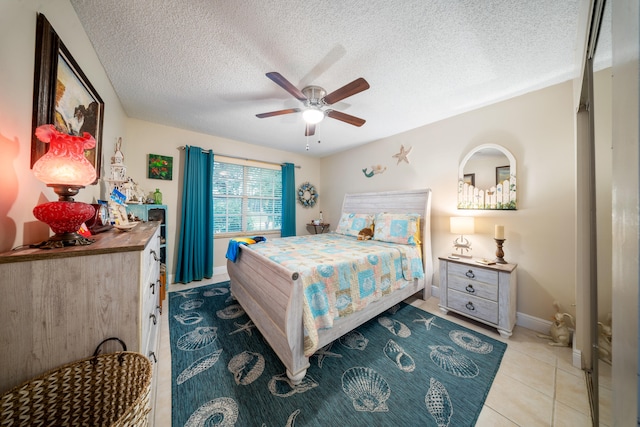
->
[225,237,265,262]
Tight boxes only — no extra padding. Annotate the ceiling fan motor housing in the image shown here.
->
[302,86,327,107]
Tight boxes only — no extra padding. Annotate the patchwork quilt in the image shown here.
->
[247,233,424,355]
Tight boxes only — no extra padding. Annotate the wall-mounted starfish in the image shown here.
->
[393,145,412,165]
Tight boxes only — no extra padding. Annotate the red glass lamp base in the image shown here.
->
[33,201,96,248]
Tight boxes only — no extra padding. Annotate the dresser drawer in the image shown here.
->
[448,266,498,301]
[447,289,499,324]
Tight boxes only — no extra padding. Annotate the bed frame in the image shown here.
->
[227,188,433,383]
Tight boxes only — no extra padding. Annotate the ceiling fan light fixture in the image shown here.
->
[302,107,324,124]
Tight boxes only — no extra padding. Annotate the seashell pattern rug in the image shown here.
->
[170,282,506,426]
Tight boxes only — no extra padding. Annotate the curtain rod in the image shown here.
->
[177,146,301,169]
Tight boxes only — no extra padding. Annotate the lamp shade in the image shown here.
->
[32,124,96,186]
[450,216,475,235]
[302,107,324,124]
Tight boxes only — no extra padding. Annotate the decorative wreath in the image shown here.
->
[297,182,318,208]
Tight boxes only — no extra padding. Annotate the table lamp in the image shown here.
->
[32,124,97,248]
[450,216,475,257]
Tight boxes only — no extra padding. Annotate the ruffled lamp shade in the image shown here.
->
[32,125,97,248]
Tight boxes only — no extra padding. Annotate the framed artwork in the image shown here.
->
[463,173,475,186]
[148,154,173,180]
[31,14,104,183]
[496,166,510,185]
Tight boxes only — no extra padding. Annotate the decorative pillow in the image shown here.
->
[373,213,421,245]
[335,213,374,237]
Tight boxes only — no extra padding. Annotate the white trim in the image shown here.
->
[213,265,228,277]
[515,311,554,334]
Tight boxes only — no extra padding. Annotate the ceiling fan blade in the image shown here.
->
[266,72,307,101]
[323,78,370,105]
[326,110,366,127]
[305,123,316,136]
[256,108,301,118]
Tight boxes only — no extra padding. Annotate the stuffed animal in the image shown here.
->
[357,227,374,240]
[536,301,574,347]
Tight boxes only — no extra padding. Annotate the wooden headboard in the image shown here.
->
[340,188,433,289]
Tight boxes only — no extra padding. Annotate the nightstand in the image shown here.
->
[308,223,330,234]
[438,256,517,338]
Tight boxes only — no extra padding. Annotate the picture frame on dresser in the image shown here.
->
[31,14,104,183]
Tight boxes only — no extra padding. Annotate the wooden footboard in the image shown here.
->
[227,247,310,382]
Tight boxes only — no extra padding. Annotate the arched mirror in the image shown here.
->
[458,143,517,210]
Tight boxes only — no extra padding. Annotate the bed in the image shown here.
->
[227,188,433,384]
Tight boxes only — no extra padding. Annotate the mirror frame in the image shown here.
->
[458,143,517,210]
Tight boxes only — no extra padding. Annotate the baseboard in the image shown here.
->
[515,311,554,334]
[166,266,227,287]
[572,333,582,369]
[213,265,228,277]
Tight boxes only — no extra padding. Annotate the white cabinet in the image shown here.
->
[438,257,517,338]
[0,222,162,421]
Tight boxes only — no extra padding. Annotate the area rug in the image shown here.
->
[169,281,506,426]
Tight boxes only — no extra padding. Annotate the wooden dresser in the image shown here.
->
[438,256,517,338]
[0,222,162,412]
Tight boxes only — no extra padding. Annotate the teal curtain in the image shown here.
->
[281,163,296,237]
[175,146,214,283]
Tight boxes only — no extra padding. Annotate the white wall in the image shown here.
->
[124,119,321,281]
[0,0,322,281]
[320,81,577,321]
[0,0,128,252]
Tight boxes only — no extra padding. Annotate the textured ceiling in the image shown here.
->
[69,0,606,157]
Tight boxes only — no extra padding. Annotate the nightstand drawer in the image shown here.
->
[447,289,499,324]
[448,272,498,301]
[448,262,498,286]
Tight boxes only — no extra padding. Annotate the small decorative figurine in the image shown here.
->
[536,301,574,347]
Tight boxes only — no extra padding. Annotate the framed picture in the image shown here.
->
[31,14,104,183]
[463,173,475,186]
[148,154,173,180]
[496,166,510,185]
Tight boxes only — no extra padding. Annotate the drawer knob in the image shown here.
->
[465,284,475,293]
[465,301,475,311]
[465,270,475,279]
[150,313,157,325]
[150,282,155,295]
[148,351,157,363]
[150,250,159,261]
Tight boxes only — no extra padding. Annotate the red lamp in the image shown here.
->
[32,124,97,248]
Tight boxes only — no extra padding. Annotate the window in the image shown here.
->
[213,158,282,235]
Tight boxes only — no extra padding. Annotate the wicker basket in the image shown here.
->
[0,338,152,427]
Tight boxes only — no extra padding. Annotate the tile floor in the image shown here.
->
[154,274,610,426]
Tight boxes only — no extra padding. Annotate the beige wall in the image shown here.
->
[0,0,601,327]
[0,0,321,280]
[124,119,321,281]
[320,81,577,322]
[0,0,128,252]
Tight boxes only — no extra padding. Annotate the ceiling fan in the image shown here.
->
[256,72,370,136]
